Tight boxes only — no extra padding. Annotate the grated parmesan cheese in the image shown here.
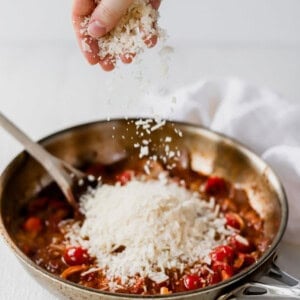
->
[235,234,250,246]
[131,118,183,171]
[65,177,235,284]
[81,0,163,62]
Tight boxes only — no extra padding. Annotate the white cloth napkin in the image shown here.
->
[142,78,300,245]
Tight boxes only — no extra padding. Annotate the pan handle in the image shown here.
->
[218,262,300,299]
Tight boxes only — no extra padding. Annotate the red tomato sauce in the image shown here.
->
[14,159,269,295]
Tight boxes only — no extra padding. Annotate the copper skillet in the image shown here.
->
[0,119,299,299]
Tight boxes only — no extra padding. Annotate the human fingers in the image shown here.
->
[149,0,161,10]
[99,55,116,71]
[72,0,95,16]
[72,0,100,65]
[119,53,136,64]
[144,35,158,48]
[142,0,160,48]
[88,0,134,38]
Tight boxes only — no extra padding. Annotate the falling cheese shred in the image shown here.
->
[65,176,235,285]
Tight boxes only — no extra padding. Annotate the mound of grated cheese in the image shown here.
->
[65,177,234,285]
[81,0,162,60]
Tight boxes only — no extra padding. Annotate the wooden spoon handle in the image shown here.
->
[0,111,76,207]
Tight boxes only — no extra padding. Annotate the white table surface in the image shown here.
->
[1,1,300,298]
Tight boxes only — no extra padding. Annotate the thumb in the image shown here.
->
[88,0,133,38]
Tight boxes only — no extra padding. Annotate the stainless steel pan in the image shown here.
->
[0,119,299,299]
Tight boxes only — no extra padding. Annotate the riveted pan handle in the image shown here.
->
[218,262,300,299]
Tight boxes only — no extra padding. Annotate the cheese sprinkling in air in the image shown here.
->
[65,177,234,284]
[131,118,182,170]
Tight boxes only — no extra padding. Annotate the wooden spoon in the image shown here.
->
[0,112,125,208]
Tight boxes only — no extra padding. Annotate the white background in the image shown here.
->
[0,0,300,299]
[0,0,300,44]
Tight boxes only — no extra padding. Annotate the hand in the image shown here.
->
[72,0,161,71]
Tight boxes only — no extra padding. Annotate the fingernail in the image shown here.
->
[88,20,106,38]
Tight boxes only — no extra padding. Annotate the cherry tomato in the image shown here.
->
[207,271,221,285]
[63,246,90,266]
[183,274,202,290]
[210,245,235,264]
[205,177,227,195]
[116,170,133,185]
[23,217,43,233]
